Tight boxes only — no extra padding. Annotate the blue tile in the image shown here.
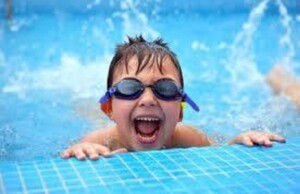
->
[83,177,103,186]
[87,185,110,194]
[1,137,300,193]
[169,170,189,177]
[106,183,130,194]
[151,170,170,178]
[100,176,122,184]
[117,173,136,180]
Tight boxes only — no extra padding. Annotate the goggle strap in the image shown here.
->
[99,92,110,103]
[99,87,115,103]
[180,91,200,112]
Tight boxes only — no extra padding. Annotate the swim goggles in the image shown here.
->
[99,78,199,112]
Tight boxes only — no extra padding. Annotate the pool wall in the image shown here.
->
[1,137,300,193]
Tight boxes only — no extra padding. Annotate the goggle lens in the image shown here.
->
[100,78,200,112]
[114,79,144,99]
[153,79,180,100]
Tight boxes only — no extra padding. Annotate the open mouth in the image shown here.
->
[134,117,161,144]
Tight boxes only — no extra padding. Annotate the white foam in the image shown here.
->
[191,41,210,52]
[216,42,229,50]
[2,54,111,99]
[86,0,101,9]
[276,0,295,66]
[225,0,269,89]
[8,15,37,32]
[113,0,160,40]
[106,18,115,32]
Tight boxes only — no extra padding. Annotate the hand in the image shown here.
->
[229,131,286,147]
[61,142,128,160]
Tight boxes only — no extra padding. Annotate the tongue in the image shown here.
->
[135,121,158,135]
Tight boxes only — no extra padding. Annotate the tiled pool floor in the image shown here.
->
[1,137,300,193]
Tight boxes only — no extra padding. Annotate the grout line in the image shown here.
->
[0,173,6,194]
[86,160,105,185]
[147,152,177,180]
[132,153,160,182]
[50,160,69,194]
[33,161,49,194]
[68,160,88,189]
[16,163,28,194]
[116,154,139,179]
[160,150,201,192]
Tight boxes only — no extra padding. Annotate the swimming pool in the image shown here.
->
[0,0,300,192]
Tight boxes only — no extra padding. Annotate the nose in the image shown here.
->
[138,87,158,107]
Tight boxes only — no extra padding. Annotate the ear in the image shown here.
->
[178,103,183,122]
[100,98,113,119]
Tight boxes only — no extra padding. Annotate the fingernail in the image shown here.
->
[264,142,272,147]
[62,153,69,158]
[103,152,111,157]
[90,155,99,160]
[77,155,86,160]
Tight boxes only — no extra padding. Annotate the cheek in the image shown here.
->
[111,99,133,122]
[163,102,181,120]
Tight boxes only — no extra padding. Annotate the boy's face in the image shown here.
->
[110,56,182,151]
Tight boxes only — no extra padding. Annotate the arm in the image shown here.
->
[171,125,286,147]
[168,124,214,148]
[62,126,127,160]
[80,127,115,144]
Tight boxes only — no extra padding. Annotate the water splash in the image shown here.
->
[220,0,300,135]
[2,54,111,99]
[275,0,295,69]
[0,125,17,159]
[112,0,160,40]
[86,0,102,10]
[226,0,270,90]
[191,41,210,52]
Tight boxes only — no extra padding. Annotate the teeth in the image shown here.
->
[135,117,160,122]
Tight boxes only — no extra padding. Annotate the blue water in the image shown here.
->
[0,0,300,161]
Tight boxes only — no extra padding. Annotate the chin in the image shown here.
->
[132,142,163,151]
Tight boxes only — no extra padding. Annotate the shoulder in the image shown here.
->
[167,124,213,148]
[81,126,121,149]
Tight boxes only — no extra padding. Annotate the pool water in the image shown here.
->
[0,0,300,161]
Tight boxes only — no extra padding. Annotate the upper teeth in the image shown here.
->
[136,117,159,122]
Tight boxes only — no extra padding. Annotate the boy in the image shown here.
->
[63,35,285,160]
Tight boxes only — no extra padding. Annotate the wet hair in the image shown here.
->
[106,35,184,89]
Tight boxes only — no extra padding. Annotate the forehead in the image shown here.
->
[112,55,181,82]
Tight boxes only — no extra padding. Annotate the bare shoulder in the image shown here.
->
[81,126,121,149]
[168,124,214,148]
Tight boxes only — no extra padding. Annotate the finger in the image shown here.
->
[74,148,87,160]
[268,133,286,143]
[261,138,273,147]
[250,134,273,147]
[249,133,265,145]
[111,148,128,154]
[242,136,254,146]
[61,149,73,159]
[83,146,100,160]
[93,144,112,157]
